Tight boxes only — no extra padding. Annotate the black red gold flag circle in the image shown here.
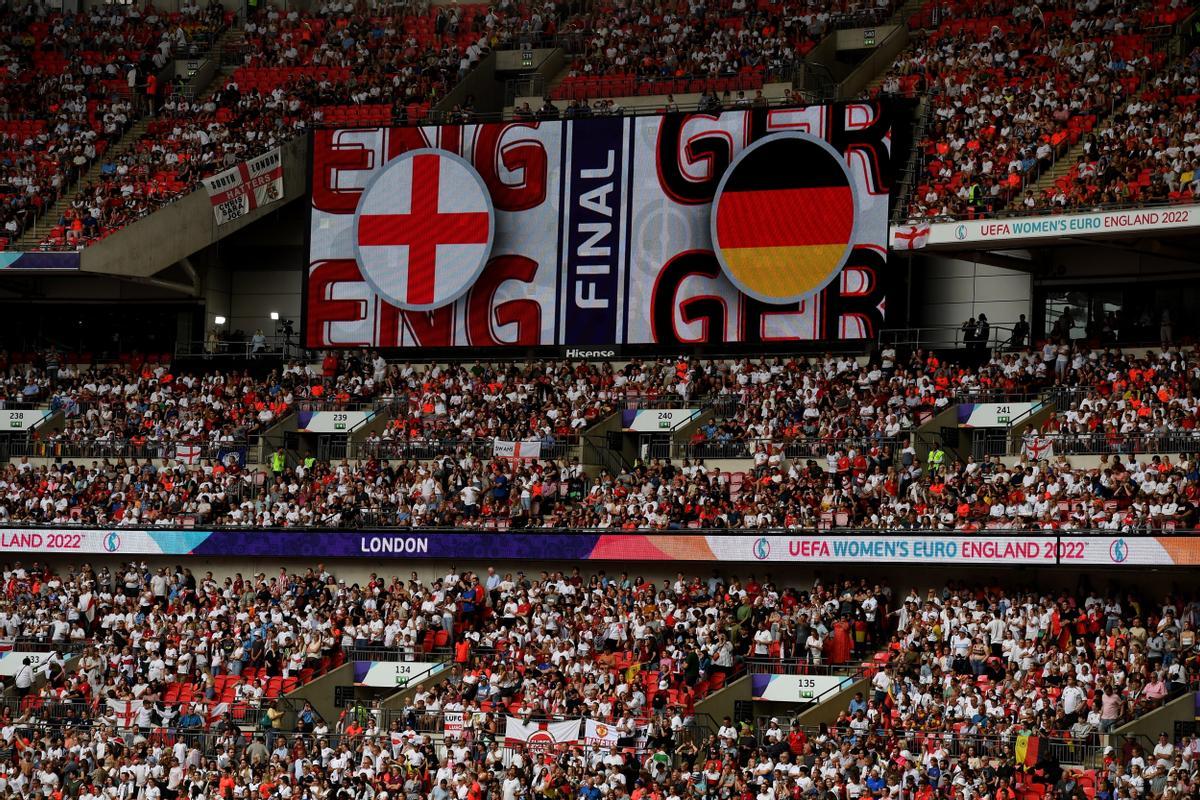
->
[710,132,860,305]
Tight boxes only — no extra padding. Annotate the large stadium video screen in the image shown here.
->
[305,102,893,350]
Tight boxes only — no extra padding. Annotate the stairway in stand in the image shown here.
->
[13,26,240,250]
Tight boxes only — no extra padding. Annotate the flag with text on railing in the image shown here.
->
[583,719,621,750]
[444,710,465,739]
[1022,434,1054,461]
[503,717,579,750]
[493,439,542,460]
[202,147,284,226]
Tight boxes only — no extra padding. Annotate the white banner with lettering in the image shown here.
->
[202,147,284,225]
[903,204,1200,249]
[503,717,579,750]
[444,711,465,739]
[493,439,542,459]
[353,660,445,687]
[583,719,621,749]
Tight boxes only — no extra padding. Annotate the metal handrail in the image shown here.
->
[343,437,579,462]
[293,400,388,414]
[878,324,1018,351]
[0,639,87,653]
[4,438,251,461]
[1018,430,1200,456]
[904,194,1200,227]
[343,647,453,664]
[745,659,870,676]
[671,436,902,462]
[500,4,902,58]
[174,336,294,359]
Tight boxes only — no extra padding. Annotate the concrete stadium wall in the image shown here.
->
[225,269,304,339]
[695,674,751,726]
[1111,691,1197,743]
[80,135,310,279]
[916,256,1033,346]
[835,26,907,100]
[513,83,794,116]
[282,661,353,728]
[793,677,868,726]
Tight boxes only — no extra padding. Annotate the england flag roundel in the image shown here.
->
[352,148,495,311]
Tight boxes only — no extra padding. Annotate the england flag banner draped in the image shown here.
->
[1023,434,1054,461]
[503,717,580,750]
[106,698,142,727]
[204,147,284,225]
[306,103,893,350]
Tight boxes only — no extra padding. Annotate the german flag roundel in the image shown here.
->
[711,133,859,304]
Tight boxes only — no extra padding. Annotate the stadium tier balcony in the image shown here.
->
[5,346,1200,530]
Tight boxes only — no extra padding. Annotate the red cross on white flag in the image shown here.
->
[353,149,495,311]
[1023,436,1054,460]
[890,223,931,250]
[106,698,143,728]
[493,439,543,461]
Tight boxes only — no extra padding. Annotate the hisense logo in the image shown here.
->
[565,348,616,358]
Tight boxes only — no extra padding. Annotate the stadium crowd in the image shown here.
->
[41,0,523,247]
[0,2,227,246]
[1018,46,1200,213]
[1035,343,1200,456]
[1,562,1197,800]
[552,0,912,102]
[14,0,1197,247]
[0,358,295,456]
[5,0,1195,249]
[4,344,1200,528]
[891,0,1191,220]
